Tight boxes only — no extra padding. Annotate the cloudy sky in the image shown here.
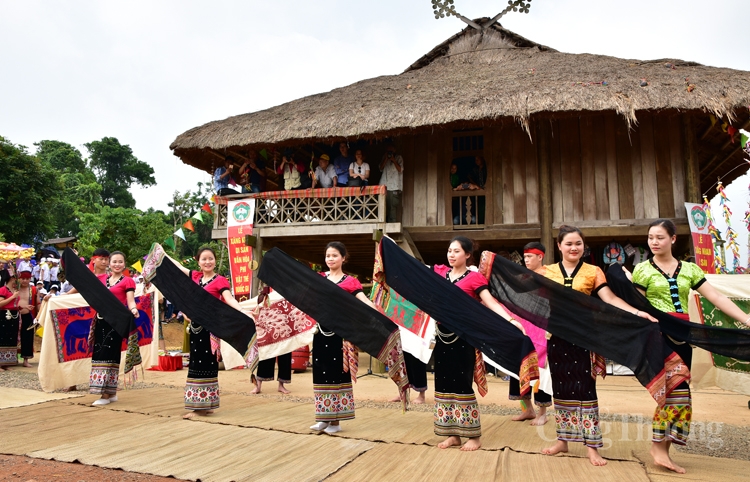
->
[2,0,749,262]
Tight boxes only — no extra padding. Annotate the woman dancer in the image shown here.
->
[90,251,138,406]
[541,225,655,466]
[433,236,522,451]
[633,219,750,474]
[310,241,377,434]
[0,271,21,369]
[170,246,249,419]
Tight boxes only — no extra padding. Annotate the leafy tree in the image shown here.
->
[85,137,155,208]
[168,182,214,259]
[0,137,62,243]
[76,206,172,264]
[35,140,102,237]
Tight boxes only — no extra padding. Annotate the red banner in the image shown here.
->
[685,203,716,274]
[227,200,255,300]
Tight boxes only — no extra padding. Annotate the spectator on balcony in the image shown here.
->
[214,157,237,196]
[312,154,337,189]
[239,151,266,194]
[379,141,404,223]
[347,149,370,187]
[468,156,487,190]
[277,152,306,190]
[333,142,353,186]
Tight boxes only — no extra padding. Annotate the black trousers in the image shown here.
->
[256,353,292,383]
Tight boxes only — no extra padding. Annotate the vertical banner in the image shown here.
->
[685,202,716,274]
[227,199,256,300]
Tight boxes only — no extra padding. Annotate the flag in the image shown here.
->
[183,219,195,232]
[174,228,186,241]
[131,260,143,273]
[192,211,203,221]
[163,237,176,250]
[202,203,213,214]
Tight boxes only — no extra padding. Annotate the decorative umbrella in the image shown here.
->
[0,243,35,262]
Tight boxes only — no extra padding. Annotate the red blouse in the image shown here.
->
[320,272,364,296]
[97,274,136,306]
[190,271,231,301]
[433,265,488,300]
[0,286,20,309]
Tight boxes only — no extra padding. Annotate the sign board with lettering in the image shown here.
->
[685,202,716,274]
[227,200,256,299]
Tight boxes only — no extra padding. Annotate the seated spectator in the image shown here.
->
[277,152,306,190]
[347,150,370,187]
[214,157,237,196]
[312,154,337,188]
[239,151,267,194]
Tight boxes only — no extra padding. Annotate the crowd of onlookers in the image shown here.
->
[214,141,404,223]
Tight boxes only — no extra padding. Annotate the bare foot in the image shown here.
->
[438,436,462,449]
[183,412,196,419]
[650,442,685,474]
[389,395,402,402]
[461,437,482,451]
[413,392,426,404]
[586,447,608,466]
[183,410,214,419]
[23,360,31,368]
[249,385,261,394]
[278,384,290,394]
[542,440,568,455]
[0,366,7,371]
[530,410,548,426]
[511,408,536,422]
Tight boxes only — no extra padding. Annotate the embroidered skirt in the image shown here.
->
[256,352,292,383]
[433,332,480,438]
[548,335,601,447]
[185,323,219,411]
[0,310,19,367]
[652,334,692,445]
[90,317,123,395]
[312,329,354,422]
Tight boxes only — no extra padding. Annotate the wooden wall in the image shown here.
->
[548,112,687,225]
[399,112,689,230]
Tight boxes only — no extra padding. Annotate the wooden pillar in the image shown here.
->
[682,115,701,203]
[536,120,555,264]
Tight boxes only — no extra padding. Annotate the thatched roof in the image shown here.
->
[172,20,750,189]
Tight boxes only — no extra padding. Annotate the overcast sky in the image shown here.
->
[2,0,749,263]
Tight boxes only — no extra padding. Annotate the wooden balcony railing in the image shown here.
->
[213,185,387,231]
[451,191,486,228]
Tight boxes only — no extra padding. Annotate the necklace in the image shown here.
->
[187,321,203,334]
[435,324,458,344]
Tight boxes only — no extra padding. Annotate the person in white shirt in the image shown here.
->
[49,260,60,287]
[378,142,404,222]
[39,259,51,291]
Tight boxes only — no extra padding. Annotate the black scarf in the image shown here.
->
[257,247,409,400]
[62,248,133,339]
[479,250,690,406]
[379,237,539,394]
[606,263,750,360]
[142,244,256,358]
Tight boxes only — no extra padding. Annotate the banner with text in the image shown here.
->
[685,202,716,274]
[227,199,256,300]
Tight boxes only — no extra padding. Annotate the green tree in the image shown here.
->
[85,137,155,208]
[0,137,62,243]
[168,182,214,259]
[77,206,173,263]
[35,140,102,237]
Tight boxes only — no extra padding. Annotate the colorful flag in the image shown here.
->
[192,211,203,221]
[202,202,213,214]
[174,228,186,241]
[183,219,195,232]
[163,237,176,250]
[131,260,143,273]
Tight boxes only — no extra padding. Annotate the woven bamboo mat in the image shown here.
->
[0,387,82,409]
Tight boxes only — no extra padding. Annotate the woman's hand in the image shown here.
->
[635,310,658,323]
